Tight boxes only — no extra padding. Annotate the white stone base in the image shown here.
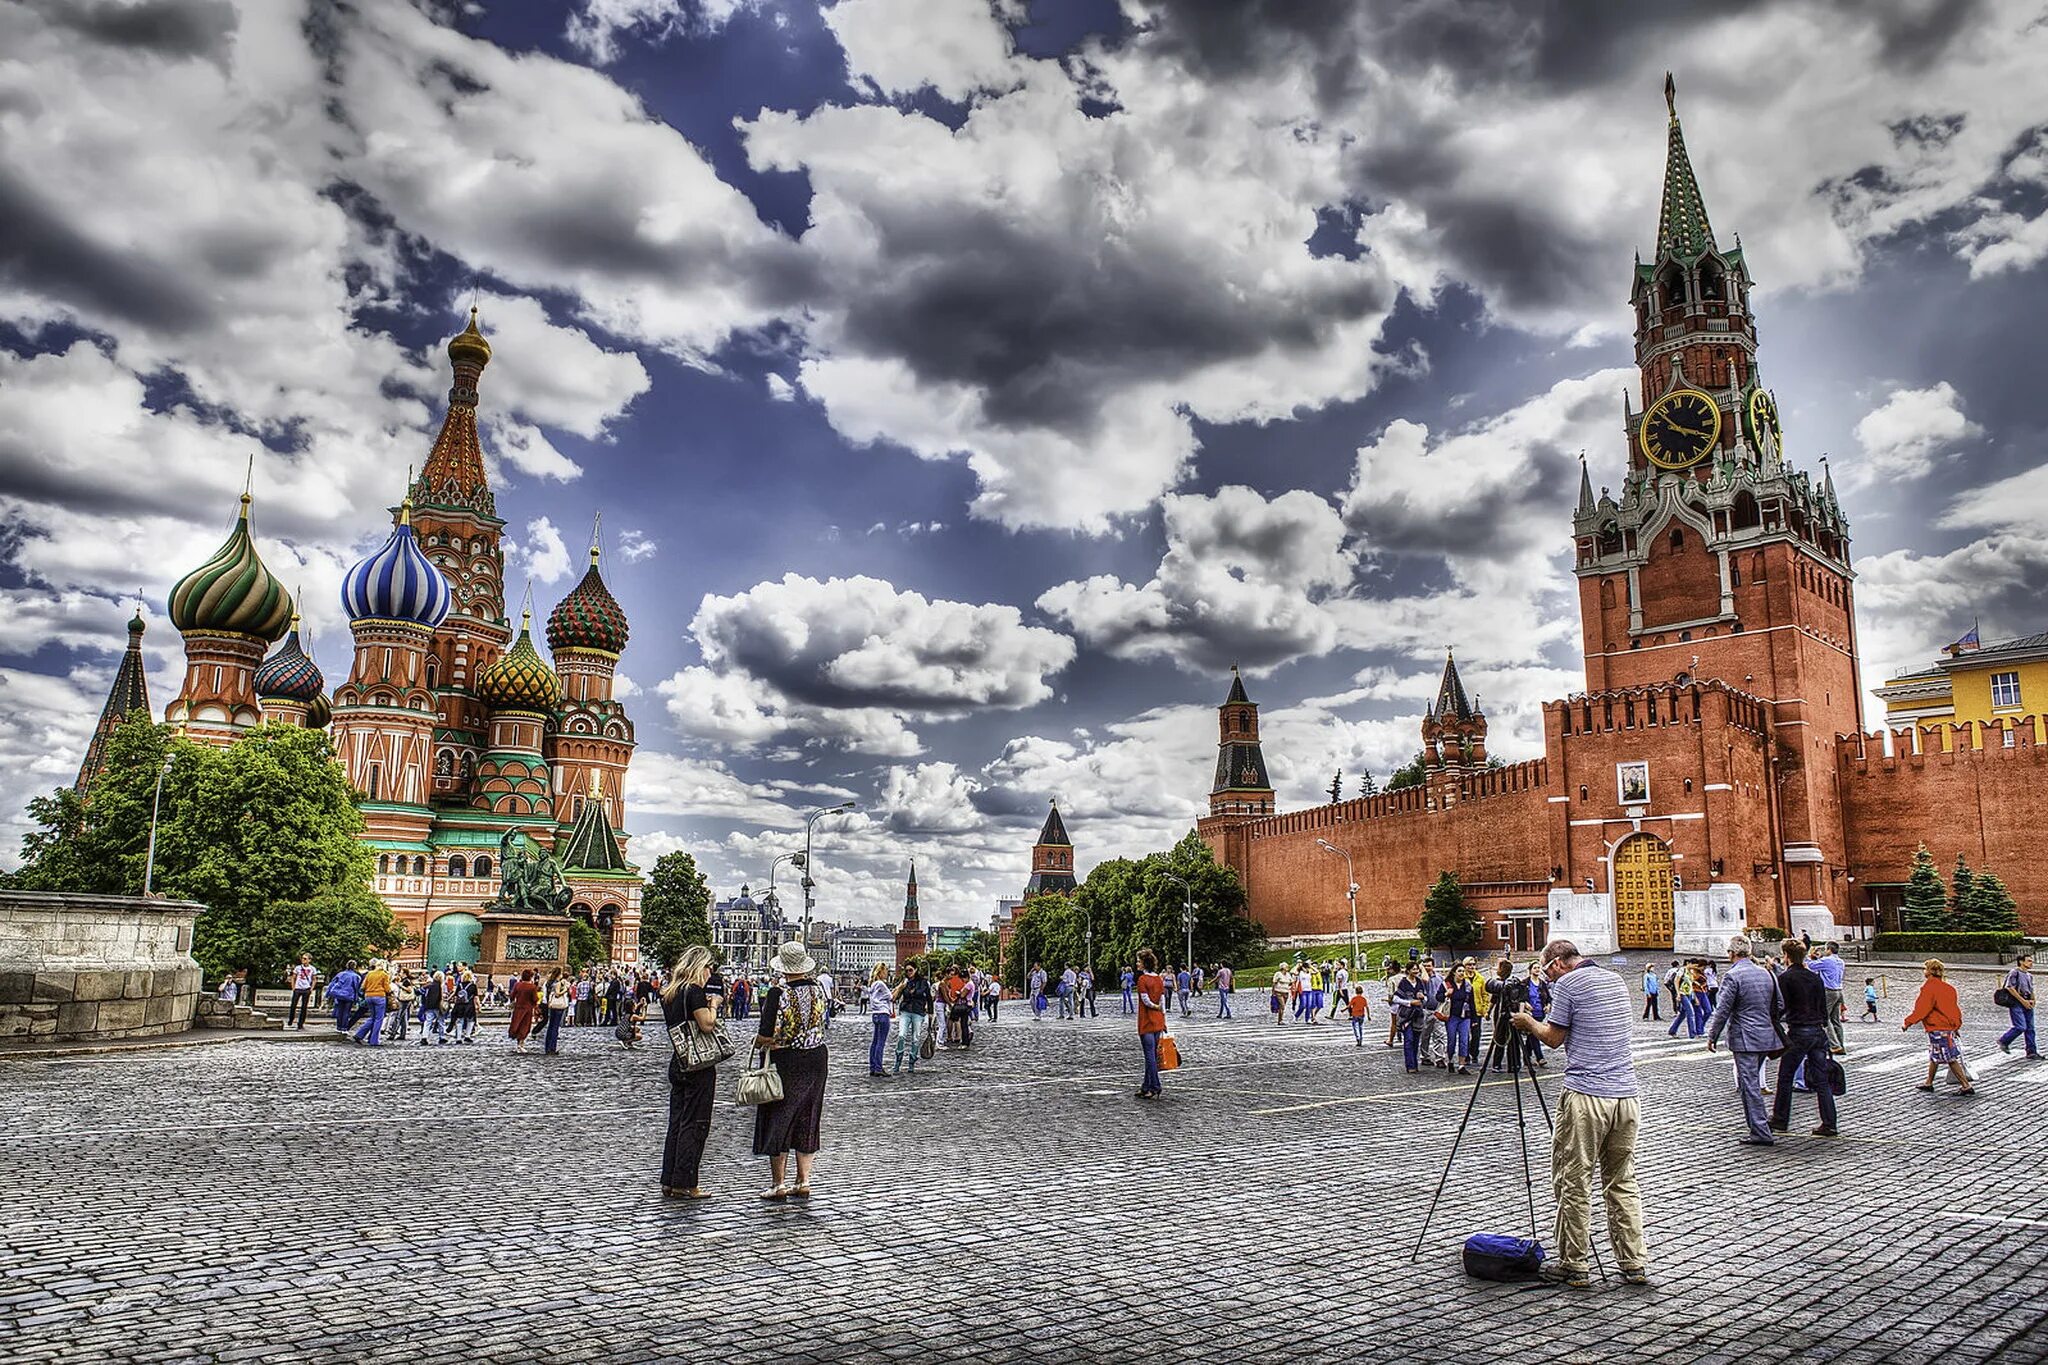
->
[1545,885,1749,957]
[1546,891,1615,955]
[1787,903,1838,944]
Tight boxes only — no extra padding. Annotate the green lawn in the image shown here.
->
[1232,937,1432,976]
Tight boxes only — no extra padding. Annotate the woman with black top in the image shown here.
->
[659,945,722,1199]
[754,939,830,1201]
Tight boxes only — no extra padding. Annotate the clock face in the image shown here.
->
[1744,386,1782,456]
[1639,388,1722,470]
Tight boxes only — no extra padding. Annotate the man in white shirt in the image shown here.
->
[286,954,317,1030]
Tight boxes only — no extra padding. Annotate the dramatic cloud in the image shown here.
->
[825,0,1025,102]
[1040,486,1357,672]
[509,517,572,587]
[1851,381,1980,484]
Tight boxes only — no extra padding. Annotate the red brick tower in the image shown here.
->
[1023,800,1077,896]
[1573,75,1861,924]
[894,862,923,968]
[546,529,635,840]
[1422,651,1489,811]
[1209,666,1276,818]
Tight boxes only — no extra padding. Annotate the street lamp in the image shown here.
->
[1081,903,1093,976]
[1160,872,1194,971]
[801,800,855,945]
[143,753,175,896]
[1315,838,1360,971]
[768,851,803,951]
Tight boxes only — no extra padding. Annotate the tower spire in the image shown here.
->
[413,307,497,518]
[1576,452,1595,515]
[75,608,153,796]
[1655,73,1716,262]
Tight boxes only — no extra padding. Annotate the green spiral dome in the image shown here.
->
[168,494,293,640]
[478,613,561,712]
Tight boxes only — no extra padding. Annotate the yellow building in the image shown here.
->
[1876,629,2047,727]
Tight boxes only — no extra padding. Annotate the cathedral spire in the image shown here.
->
[413,307,498,519]
[1655,73,1716,263]
[1434,650,1474,722]
[75,608,151,796]
[1576,453,1595,516]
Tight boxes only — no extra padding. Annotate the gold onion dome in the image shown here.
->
[478,612,561,712]
[305,692,332,729]
[546,544,629,655]
[254,616,325,702]
[447,306,492,370]
[168,493,294,640]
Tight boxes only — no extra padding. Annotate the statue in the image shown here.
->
[489,828,573,917]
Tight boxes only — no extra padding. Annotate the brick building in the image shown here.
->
[1199,78,2048,950]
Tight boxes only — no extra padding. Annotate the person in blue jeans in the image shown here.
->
[1445,965,1478,1073]
[1998,953,2039,1058]
[1176,966,1192,1016]
[1134,949,1167,1099]
[349,960,390,1047]
[326,961,362,1032]
[1215,965,1233,1019]
[1641,965,1662,1020]
[1120,968,1135,1015]
[1392,964,1424,1072]
[863,964,894,1076]
[892,961,932,1073]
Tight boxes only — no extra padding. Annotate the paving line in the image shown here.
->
[1936,1211,2048,1230]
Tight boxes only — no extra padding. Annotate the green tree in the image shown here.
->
[1327,770,1344,803]
[1957,867,2020,936]
[1356,770,1378,798]
[639,850,713,970]
[1385,751,1427,791]
[1901,844,1950,933]
[9,720,393,983]
[1948,853,1974,922]
[568,914,606,969]
[1418,870,1481,949]
[251,887,406,978]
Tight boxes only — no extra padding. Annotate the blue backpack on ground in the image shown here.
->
[1463,1233,1545,1282]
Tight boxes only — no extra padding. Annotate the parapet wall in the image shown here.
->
[0,891,206,1042]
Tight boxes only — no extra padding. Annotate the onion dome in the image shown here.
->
[341,496,452,628]
[478,612,561,712]
[447,305,492,370]
[254,616,325,702]
[546,542,629,655]
[169,493,294,640]
[305,692,331,729]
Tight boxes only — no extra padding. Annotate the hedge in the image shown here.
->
[1869,932,2027,954]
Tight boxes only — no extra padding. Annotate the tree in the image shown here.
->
[1901,844,1950,933]
[1327,770,1344,804]
[1385,751,1427,791]
[1948,853,1974,922]
[639,850,713,970]
[568,914,606,969]
[1357,770,1378,798]
[1418,870,1481,950]
[1957,867,2020,936]
[251,888,406,980]
[9,720,391,984]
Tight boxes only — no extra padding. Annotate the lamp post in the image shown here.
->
[769,851,802,956]
[1315,838,1360,971]
[1081,903,1093,976]
[801,800,855,946]
[143,753,175,897]
[1161,872,1194,971]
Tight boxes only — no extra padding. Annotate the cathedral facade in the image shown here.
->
[1199,80,2048,951]
[142,311,642,967]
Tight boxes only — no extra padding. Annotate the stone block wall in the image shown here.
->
[0,891,206,1043]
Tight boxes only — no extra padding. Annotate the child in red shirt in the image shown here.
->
[1347,986,1369,1046]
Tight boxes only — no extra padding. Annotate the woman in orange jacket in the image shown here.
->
[1902,959,1975,1095]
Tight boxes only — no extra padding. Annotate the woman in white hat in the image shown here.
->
[753,939,830,1199]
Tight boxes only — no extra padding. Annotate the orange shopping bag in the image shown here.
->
[1157,1033,1181,1070]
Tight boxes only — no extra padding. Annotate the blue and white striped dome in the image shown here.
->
[341,499,452,628]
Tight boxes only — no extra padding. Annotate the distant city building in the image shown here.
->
[924,925,977,954]
[710,885,787,972]
[1877,627,2045,727]
[991,896,1023,973]
[830,925,897,979]
[805,918,839,950]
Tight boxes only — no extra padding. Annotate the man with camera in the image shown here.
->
[1507,939,1649,1288]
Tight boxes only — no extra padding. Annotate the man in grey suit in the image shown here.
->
[1705,935,1784,1146]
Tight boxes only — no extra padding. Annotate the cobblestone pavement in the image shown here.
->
[2,960,2045,1364]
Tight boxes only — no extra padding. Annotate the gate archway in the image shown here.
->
[1612,834,1675,949]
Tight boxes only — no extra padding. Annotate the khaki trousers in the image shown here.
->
[1550,1089,1648,1273]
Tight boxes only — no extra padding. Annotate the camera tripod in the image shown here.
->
[1408,1008,1608,1282]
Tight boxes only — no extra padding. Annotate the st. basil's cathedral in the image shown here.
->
[83,311,642,968]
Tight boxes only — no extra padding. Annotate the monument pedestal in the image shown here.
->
[477,911,570,979]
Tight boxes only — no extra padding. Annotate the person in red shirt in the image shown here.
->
[1135,949,1167,1100]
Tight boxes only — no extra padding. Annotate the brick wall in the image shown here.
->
[1838,718,2048,934]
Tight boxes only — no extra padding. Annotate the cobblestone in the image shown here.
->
[2,963,2045,1363]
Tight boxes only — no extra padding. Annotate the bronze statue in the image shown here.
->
[489,828,573,917]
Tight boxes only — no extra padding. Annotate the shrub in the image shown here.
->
[1870,931,2025,955]
[1754,926,1786,942]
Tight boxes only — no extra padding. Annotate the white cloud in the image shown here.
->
[564,0,759,64]
[825,0,1025,103]
[510,516,571,586]
[465,291,650,439]
[1850,381,1980,485]
[628,749,808,829]
[1040,486,1356,672]
[616,529,658,563]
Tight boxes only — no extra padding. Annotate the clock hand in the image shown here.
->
[1666,419,1709,438]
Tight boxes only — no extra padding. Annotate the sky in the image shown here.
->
[3,0,2047,931]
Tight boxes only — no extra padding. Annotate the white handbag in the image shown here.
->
[735,1051,783,1106]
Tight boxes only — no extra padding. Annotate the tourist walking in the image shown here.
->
[753,940,829,1200]
[1810,941,1848,1053]
[386,970,415,1041]
[1176,963,1193,1017]
[1121,965,1136,1015]
[1705,935,1782,1145]
[1507,939,1650,1288]
[327,960,362,1032]
[864,964,893,1076]
[1770,940,1840,1137]
[1134,948,1167,1100]
[543,969,572,1054]
[1641,964,1661,1020]
[1903,959,1976,1095]
[660,945,722,1199]
[1446,965,1479,1074]
[1861,978,1880,1022]
[286,954,317,1029]
[349,959,391,1046]
[1392,963,1425,1073]
[1075,967,1096,1019]
[891,961,932,1074]
[1215,963,1233,1019]
[1346,985,1368,1045]
[1419,962,1450,1069]
[1997,952,2038,1059]
[417,970,447,1045]
[449,967,478,1043]
[507,968,540,1051]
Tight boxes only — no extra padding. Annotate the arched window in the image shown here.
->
[449,855,467,878]
[413,856,428,877]
[1669,528,1684,553]
[377,854,390,875]
[426,657,440,690]
[473,856,493,879]
[366,764,381,800]
[1730,561,1741,587]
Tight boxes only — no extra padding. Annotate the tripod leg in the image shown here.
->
[1519,1066,1609,1283]
[1508,1051,1538,1238]
[1408,1045,1501,1263]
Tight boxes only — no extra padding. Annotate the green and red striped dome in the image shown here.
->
[169,493,293,640]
